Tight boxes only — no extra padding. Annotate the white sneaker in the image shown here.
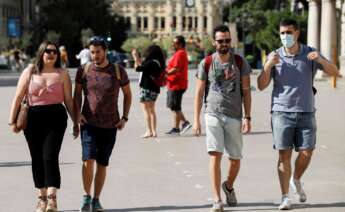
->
[290,178,307,202]
[278,195,292,210]
[210,200,224,212]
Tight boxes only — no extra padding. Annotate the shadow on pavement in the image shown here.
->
[0,161,74,168]
[294,202,345,209]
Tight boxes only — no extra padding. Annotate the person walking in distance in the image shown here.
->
[257,19,339,210]
[193,25,252,212]
[165,35,192,135]
[73,36,132,212]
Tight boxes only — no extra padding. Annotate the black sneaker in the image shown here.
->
[180,121,192,134]
[165,128,180,135]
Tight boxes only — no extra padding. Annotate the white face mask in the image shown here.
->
[280,34,295,48]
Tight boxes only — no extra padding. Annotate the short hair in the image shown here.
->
[213,25,230,39]
[280,19,299,30]
[88,36,107,50]
[174,35,186,48]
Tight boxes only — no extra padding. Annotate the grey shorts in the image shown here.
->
[271,111,317,151]
[205,113,243,159]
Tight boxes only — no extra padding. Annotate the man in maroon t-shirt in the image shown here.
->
[73,36,132,211]
[165,35,191,135]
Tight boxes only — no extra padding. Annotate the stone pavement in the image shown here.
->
[0,68,344,212]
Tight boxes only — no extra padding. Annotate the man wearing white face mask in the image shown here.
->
[257,19,338,210]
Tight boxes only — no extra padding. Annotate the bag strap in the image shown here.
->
[114,63,121,81]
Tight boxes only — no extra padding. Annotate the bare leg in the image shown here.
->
[148,101,157,137]
[226,159,241,189]
[209,152,223,202]
[278,150,292,195]
[294,150,313,180]
[93,163,106,199]
[141,102,152,138]
[82,159,94,195]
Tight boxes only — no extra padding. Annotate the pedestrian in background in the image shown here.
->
[8,41,77,212]
[59,46,69,68]
[165,35,192,135]
[257,19,339,210]
[132,45,166,138]
[76,45,91,66]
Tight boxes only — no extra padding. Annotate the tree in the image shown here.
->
[38,0,129,66]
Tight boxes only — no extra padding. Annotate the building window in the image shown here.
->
[194,17,198,29]
[188,16,193,29]
[143,17,148,30]
[203,16,207,29]
[173,16,177,28]
[182,16,186,29]
[161,17,165,29]
[126,17,131,26]
[137,17,142,30]
[154,17,159,29]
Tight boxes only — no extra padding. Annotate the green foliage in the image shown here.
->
[228,0,308,52]
[36,0,129,66]
[122,36,153,55]
[202,36,215,54]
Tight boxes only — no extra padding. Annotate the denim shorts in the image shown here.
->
[205,113,243,159]
[80,124,117,166]
[271,111,317,151]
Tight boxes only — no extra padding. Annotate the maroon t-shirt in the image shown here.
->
[75,63,129,128]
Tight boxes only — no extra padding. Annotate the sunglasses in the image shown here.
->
[280,30,293,35]
[44,49,57,55]
[215,39,231,44]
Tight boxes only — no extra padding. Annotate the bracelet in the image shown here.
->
[121,116,128,122]
[8,122,15,126]
[243,117,251,121]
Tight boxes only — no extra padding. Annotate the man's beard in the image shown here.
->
[218,47,229,55]
[95,57,105,65]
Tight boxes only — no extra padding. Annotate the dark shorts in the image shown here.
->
[271,111,317,151]
[140,88,158,102]
[167,89,186,111]
[80,124,117,166]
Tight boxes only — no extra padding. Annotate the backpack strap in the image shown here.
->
[82,62,92,79]
[114,63,121,81]
[204,55,213,76]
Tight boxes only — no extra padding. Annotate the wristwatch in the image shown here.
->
[121,116,128,122]
[8,122,15,126]
[243,117,251,121]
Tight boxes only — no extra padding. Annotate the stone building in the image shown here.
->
[110,0,225,38]
[302,0,345,75]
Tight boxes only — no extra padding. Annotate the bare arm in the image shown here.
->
[257,52,279,91]
[307,51,339,77]
[61,70,76,124]
[166,67,178,75]
[241,74,252,133]
[115,83,132,130]
[73,82,83,124]
[193,78,206,136]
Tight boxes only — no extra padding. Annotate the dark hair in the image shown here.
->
[213,25,230,39]
[174,35,186,48]
[144,44,166,71]
[88,36,107,50]
[280,19,299,30]
[34,41,61,74]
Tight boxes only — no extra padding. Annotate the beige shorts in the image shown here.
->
[205,113,243,159]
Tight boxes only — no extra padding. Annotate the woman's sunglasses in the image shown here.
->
[44,49,57,55]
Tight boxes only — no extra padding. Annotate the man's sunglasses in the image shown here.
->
[44,49,57,55]
[215,39,231,44]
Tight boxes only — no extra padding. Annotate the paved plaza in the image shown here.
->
[0,69,344,211]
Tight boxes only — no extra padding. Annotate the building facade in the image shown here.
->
[304,0,345,76]
[110,0,225,38]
